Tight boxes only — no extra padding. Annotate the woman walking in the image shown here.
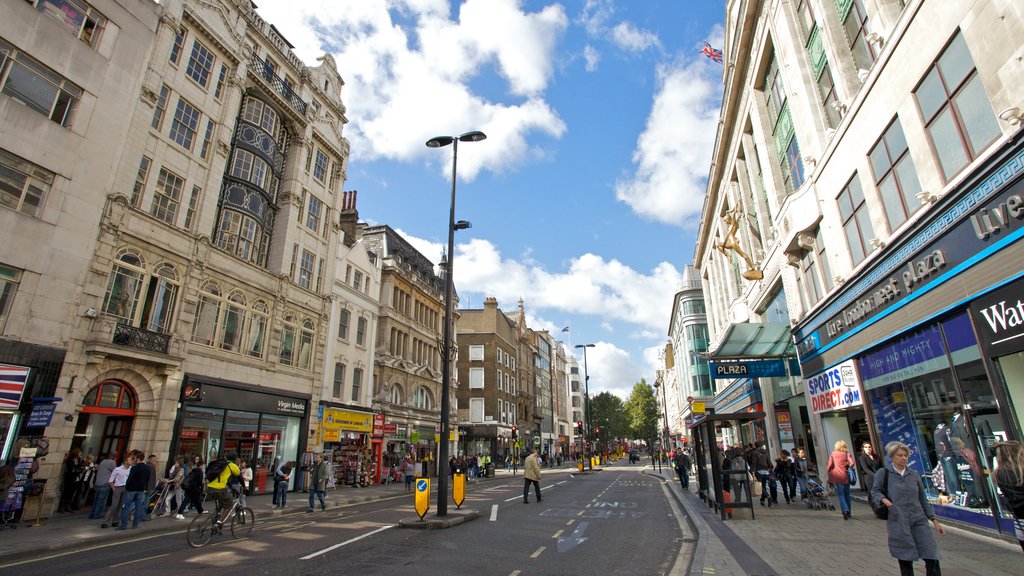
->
[827,440,855,519]
[58,447,84,512]
[174,457,205,519]
[993,440,1024,552]
[859,442,883,493]
[873,441,944,575]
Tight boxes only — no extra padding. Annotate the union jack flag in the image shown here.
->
[700,42,723,64]
[0,364,30,410]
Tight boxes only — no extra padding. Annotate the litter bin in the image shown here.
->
[485,463,495,478]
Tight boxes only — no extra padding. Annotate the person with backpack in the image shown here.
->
[174,457,206,519]
[672,449,691,490]
[206,452,242,529]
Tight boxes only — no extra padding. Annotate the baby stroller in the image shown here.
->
[804,475,836,511]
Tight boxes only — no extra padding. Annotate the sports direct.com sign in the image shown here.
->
[803,359,863,414]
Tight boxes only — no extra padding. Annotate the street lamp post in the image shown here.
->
[575,343,595,471]
[654,379,671,452]
[426,130,487,517]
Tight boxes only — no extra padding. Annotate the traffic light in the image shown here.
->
[595,426,601,435]
[577,420,583,431]
[511,425,518,439]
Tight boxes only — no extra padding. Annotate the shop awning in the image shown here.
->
[686,411,766,429]
[708,322,794,358]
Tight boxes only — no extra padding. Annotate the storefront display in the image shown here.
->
[319,407,375,486]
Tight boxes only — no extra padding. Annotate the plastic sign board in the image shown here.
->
[414,477,430,519]
[452,473,465,508]
[692,401,706,414]
[803,358,863,414]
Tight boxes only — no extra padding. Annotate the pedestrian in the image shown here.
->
[523,448,543,504]
[174,457,205,519]
[160,456,185,516]
[858,442,883,491]
[58,447,83,512]
[774,450,795,503]
[400,454,415,492]
[993,440,1024,552]
[89,452,116,520]
[77,454,97,509]
[752,443,774,507]
[143,454,158,520]
[118,453,151,529]
[274,459,292,508]
[827,440,856,520]
[239,460,253,507]
[308,452,328,512]
[673,448,691,490]
[794,448,809,499]
[873,441,945,575]
[101,454,132,528]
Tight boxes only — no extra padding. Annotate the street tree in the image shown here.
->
[624,379,659,446]
[589,391,627,442]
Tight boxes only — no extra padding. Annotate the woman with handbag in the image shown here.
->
[993,441,1024,552]
[827,440,856,519]
[873,441,944,575]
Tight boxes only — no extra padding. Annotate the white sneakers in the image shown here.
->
[173,514,185,520]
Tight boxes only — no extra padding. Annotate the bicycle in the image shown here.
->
[186,488,254,548]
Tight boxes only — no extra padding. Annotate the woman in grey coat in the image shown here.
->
[873,441,945,576]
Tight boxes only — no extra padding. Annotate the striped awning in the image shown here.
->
[0,364,30,410]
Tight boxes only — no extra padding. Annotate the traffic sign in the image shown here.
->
[453,473,465,509]
[414,477,430,519]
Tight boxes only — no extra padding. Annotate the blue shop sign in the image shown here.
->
[708,358,800,379]
[26,403,58,428]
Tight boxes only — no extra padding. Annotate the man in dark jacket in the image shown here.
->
[673,450,691,490]
[118,453,151,529]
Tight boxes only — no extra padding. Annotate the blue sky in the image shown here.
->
[254,0,725,398]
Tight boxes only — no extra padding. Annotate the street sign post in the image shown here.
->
[453,473,465,509]
[414,477,430,520]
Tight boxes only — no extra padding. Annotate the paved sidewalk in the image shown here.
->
[647,467,1023,576]
[0,466,537,563]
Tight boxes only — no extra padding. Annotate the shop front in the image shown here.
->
[711,377,765,450]
[318,406,376,487]
[173,376,307,497]
[793,137,1024,535]
[802,359,868,486]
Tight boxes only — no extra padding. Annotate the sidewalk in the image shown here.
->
[647,467,1023,576]
[0,467,531,563]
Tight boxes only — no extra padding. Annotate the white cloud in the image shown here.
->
[579,0,614,37]
[610,22,660,52]
[615,60,721,226]
[585,342,645,399]
[583,44,600,71]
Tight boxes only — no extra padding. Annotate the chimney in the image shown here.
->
[484,297,498,309]
[339,190,358,247]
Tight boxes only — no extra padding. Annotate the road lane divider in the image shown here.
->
[529,546,546,558]
[490,504,499,521]
[300,525,394,560]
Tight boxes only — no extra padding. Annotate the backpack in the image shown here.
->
[205,459,228,483]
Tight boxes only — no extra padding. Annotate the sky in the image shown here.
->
[252,0,725,399]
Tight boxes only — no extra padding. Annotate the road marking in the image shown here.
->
[552,529,563,539]
[300,525,394,560]
[530,546,546,558]
[509,571,521,576]
[111,553,168,568]
[490,504,499,521]
[565,519,575,526]
[0,529,182,569]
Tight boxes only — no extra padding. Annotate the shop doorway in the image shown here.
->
[71,381,136,462]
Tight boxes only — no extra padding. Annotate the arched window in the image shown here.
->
[191,281,222,346]
[390,385,402,406]
[279,313,296,366]
[413,387,432,411]
[246,300,269,358]
[220,292,246,352]
[102,251,145,322]
[102,251,181,335]
[82,381,136,415]
[296,318,314,369]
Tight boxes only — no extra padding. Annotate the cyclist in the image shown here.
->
[206,451,242,530]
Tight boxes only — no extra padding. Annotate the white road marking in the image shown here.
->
[530,546,546,558]
[552,529,564,538]
[300,525,394,560]
[111,553,168,568]
[490,504,499,521]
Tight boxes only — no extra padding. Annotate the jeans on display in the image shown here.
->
[89,483,110,519]
[835,482,851,514]
[119,490,147,528]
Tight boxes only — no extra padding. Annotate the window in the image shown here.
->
[785,138,806,191]
[32,0,107,47]
[185,40,215,88]
[353,271,363,292]
[306,195,322,231]
[469,345,484,361]
[838,174,875,265]
[151,167,184,225]
[216,210,260,263]
[0,148,53,217]
[315,258,324,293]
[279,314,296,366]
[871,119,923,232]
[469,367,484,389]
[199,120,214,160]
[915,31,1000,181]
[240,96,279,135]
[169,98,200,150]
[0,39,82,127]
[390,386,402,406]
[297,319,314,369]
[763,50,804,194]
[246,301,268,358]
[102,252,179,333]
[229,149,270,190]
[842,0,876,71]
[470,398,484,423]
[214,64,227,99]
[333,363,345,398]
[0,265,20,332]
[337,308,350,339]
[351,368,363,402]
[219,292,245,353]
[151,85,169,130]
[356,317,366,346]
[169,26,186,65]
[313,149,328,182]
[191,281,221,346]
[817,64,840,128]
[413,387,432,410]
[129,156,151,208]
[298,249,314,289]
[797,228,831,309]
[183,185,201,231]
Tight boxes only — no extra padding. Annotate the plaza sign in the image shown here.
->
[708,358,799,379]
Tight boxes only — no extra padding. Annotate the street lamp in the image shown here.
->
[426,130,486,517]
[654,379,670,452]
[575,343,595,470]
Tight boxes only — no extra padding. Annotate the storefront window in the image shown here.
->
[258,413,300,494]
[179,406,224,463]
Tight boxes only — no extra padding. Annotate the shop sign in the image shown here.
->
[856,325,949,391]
[382,423,398,435]
[185,380,308,417]
[795,151,1024,360]
[713,379,758,413]
[321,408,373,432]
[182,382,202,401]
[804,359,863,414]
[372,413,385,436]
[776,410,794,442]
[970,275,1024,357]
[26,402,57,427]
[323,429,340,442]
[709,358,800,379]
[0,364,30,410]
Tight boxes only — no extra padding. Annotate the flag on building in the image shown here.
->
[561,326,570,332]
[0,364,30,410]
[700,42,723,64]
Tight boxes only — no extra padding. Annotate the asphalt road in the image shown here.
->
[0,467,691,576]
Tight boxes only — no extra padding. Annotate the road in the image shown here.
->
[0,467,692,576]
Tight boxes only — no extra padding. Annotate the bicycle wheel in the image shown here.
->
[231,507,254,539]
[187,514,214,548]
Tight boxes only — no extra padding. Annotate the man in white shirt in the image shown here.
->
[101,454,133,528]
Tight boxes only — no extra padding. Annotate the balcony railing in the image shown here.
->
[113,323,170,354]
[251,52,308,116]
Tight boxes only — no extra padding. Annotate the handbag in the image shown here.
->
[871,468,890,519]
[847,457,857,484]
